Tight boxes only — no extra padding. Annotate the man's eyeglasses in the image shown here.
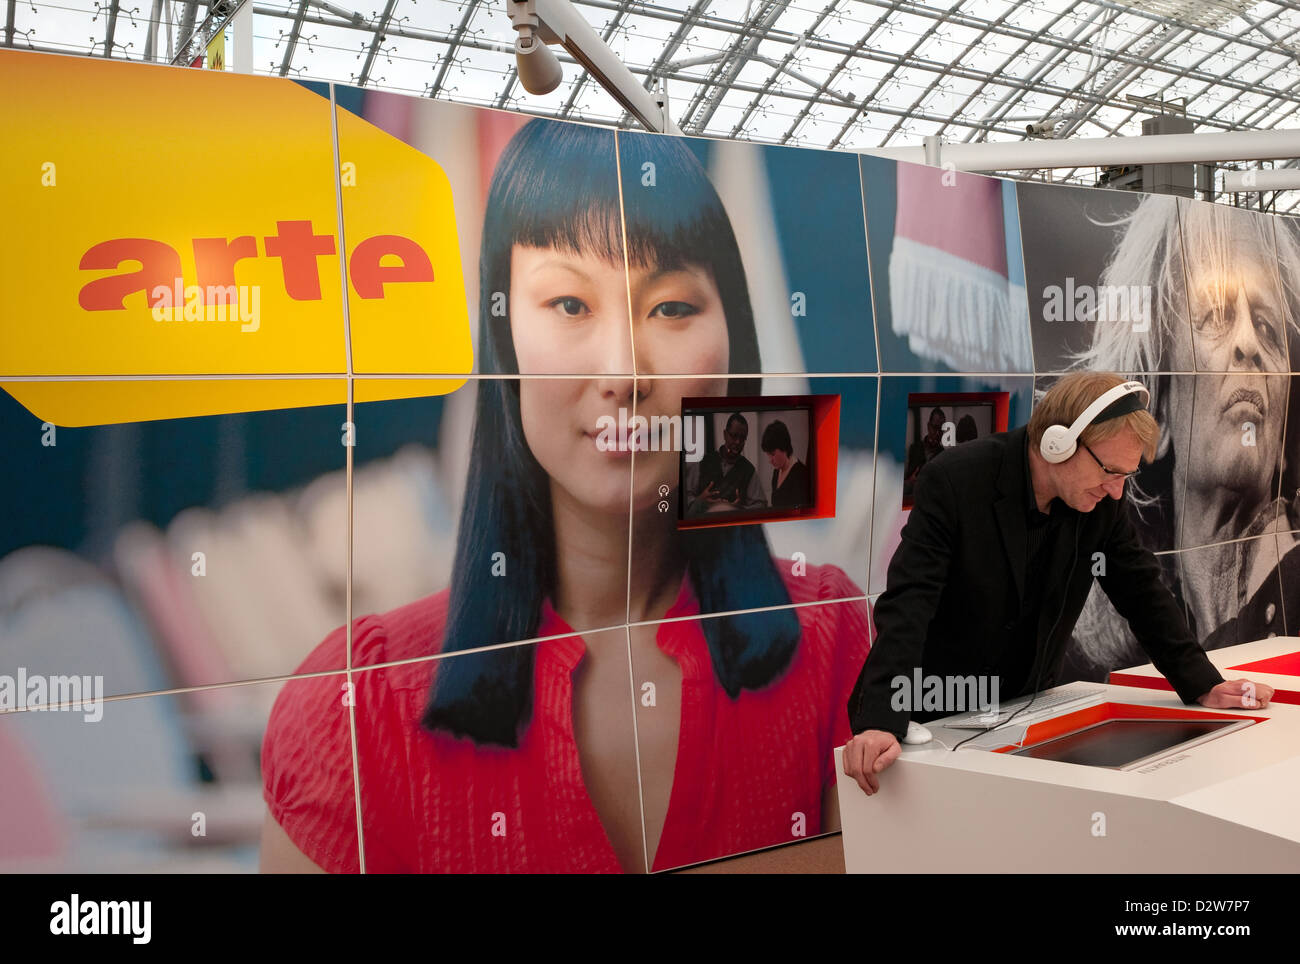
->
[1081,442,1139,481]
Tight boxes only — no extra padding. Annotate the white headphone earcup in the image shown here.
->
[1040,425,1075,464]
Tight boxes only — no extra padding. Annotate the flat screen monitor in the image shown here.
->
[902,393,1005,508]
[678,404,814,523]
[1009,718,1251,770]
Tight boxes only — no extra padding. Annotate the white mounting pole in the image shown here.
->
[230,1,253,74]
[862,128,1300,173]
[1223,168,1300,192]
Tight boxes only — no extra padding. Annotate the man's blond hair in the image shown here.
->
[1027,371,1158,463]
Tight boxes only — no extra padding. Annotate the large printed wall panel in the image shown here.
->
[2,49,1299,873]
[861,154,1032,373]
[1016,180,1300,682]
[616,130,877,377]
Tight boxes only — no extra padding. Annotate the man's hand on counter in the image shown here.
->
[842,730,902,796]
[1198,678,1274,710]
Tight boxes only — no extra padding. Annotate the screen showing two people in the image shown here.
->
[680,407,813,521]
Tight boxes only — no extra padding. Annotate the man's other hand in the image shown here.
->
[842,730,902,796]
[1198,678,1274,710]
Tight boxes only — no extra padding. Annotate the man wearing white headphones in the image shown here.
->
[843,370,1276,795]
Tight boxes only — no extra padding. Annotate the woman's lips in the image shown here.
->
[586,418,680,452]
[585,430,635,458]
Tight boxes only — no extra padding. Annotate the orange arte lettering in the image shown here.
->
[263,219,336,300]
[349,235,435,299]
[194,235,258,289]
[78,238,182,310]
[77,227,439,309]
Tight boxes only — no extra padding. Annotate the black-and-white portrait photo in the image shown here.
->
[1031,193,1300,682]
[1019,182,1184,374]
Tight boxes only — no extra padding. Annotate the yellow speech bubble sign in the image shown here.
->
[0,50,472,424]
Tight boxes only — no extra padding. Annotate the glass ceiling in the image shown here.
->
[7,0,1300,210]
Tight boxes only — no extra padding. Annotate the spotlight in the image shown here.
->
[508,1,564,95]
[501,0,679,133]
[514,24,563,94]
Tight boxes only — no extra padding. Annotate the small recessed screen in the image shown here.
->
[1010,719,1246,769]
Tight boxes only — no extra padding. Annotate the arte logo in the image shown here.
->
[77,220,436,333]
[79,220,435,309]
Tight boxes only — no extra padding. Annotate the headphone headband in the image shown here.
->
[1039,380,1150,464]
[1091,391,1146,425]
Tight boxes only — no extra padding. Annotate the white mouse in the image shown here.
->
[903,721,933,745]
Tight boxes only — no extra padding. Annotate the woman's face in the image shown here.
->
[510,243,730,514]
[767,448,788,470]
[1172,223,1286,498]
[926,409,944,440]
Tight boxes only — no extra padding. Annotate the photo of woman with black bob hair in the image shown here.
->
[260,116,871,873]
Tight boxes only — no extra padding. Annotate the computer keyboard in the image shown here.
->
[941,687,1107,729]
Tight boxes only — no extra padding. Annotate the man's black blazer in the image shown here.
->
[848,425,1224,739]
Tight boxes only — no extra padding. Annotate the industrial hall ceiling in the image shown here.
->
[5,0,1300,209]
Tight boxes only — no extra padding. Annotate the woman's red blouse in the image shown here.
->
[262,561,872,872]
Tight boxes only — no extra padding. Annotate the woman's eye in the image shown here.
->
[651,301,698,319]
[549,296,589,317]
